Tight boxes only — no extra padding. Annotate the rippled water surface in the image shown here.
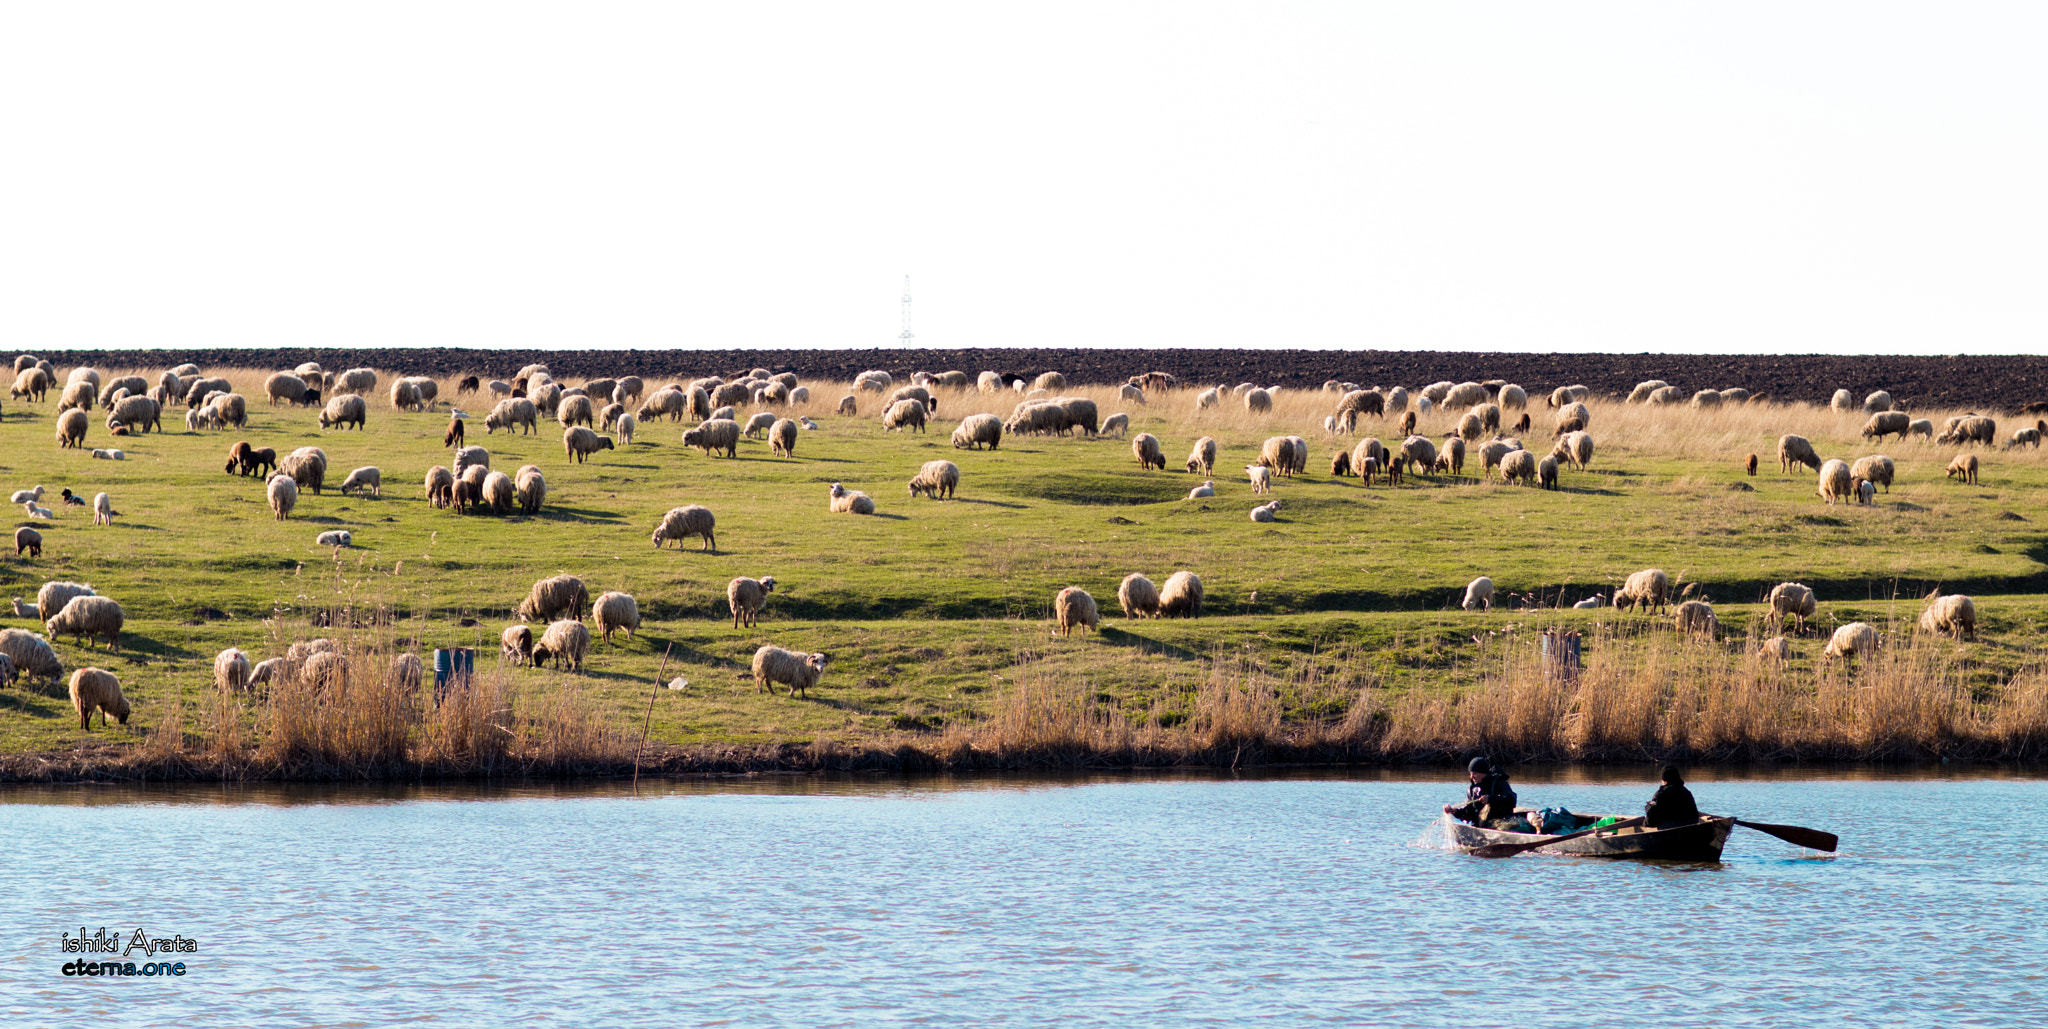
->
[3,769,2041,1027]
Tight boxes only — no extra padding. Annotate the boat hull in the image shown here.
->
[1449,815,1734,861]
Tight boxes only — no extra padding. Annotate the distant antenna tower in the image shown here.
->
[898,275,914,347]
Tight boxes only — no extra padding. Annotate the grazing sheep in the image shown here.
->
[682,418,741,457]
[265,372,314,406]
[1745,453,1758,476]
[48,595,123,649]
[1054,586,1099,637]
[1850,455,1895,493]
[1117,573,1160,618]
[69,668,129,729]
[515,465,546,515]
[1824,622,1880,663]
[1946,453,1979,485]
[1185,436,1218,475]
[109,394,163,433]
[1498,384,1528,410]
[2009,426,2043,449]
[1767,582,1817,634]
[1243,388,1272,415]
[1908,418,1934,439]
[828,482,876,514]
[977,371,1003,393]
[1861,411,1911,441]
[57,380,99,413]
[1559,431,1594,471]
[340,368,379,394]
[1777,434,1822,473]
[318,393,367,430]
[315,529,352,547]
[1118,383,1146,406]
[281,446,328,493]
[743,411,777,438]
[502,624,535,666]
[1249,499,1281,522]
[562,425,615,463]
[1246,464,1272,494]
[1500,450,1538,486]
[1690,389,1723,410]
[1132,433,1167,470]
[481,471,516,514]
[486,397,540,434]
[1256,436,1303,477]
[837,394,858,415]
[0,628,61,680]
[1673,600,1719,640]
[14,527,40,558]
[387,652,423,690]
[1330,451,1352,477]
[1401,435,1437,476]
[1918,593,1977,640]
[55,408,87,448]
[1758,637,1792,664]
[727,576,777,628]
[9,368,49,402]
[1030,371,1065,393]
[908,460,959,500]
[1444,382,1489,408]
[1648,386,1684,405]
[1938,415,1997,446]
[1158,570,1203,617]
[425,465,456,508]
[764,417,799,458]
[886,385,936,414]
[1461,576,1495,611]
[1100,412,1130,439]
[517,574,590,624]
[535,619,591,672]
[214,648,252,691]
[951,413,1003,450]
[1537,454,1559,490]
[339,466,383,497]
[751,645,828,698]
[1195,387,1220,409]
[1188,480,1216,499]
[881,399,929,434]
[651,505,716,551]
[91,492,115,526]
[557,394,596,429]
[1863,390,1896,413]
[592,591,641,643]
[268,475,299,520]
[1614,568,1670,615]
[1438,436,1467,476]
[1817,459,1853,505]
[451,445,489,478]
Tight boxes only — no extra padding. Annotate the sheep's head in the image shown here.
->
[759,577,776,593]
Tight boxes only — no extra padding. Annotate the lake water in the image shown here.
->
[2,768,2041,1027]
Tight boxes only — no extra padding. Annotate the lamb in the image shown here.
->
[1946,453,1979,485]
[268,475,299,520]
[557,394,596,429]
[1330,451,1351,477]
[14,528,40,557]
[727,576,777,628]
[1572,594,1605,610]
[1824,622,1880,663]
[502,625,535,666]
[1054,586,1100,636]
[1850,455,1895,493]
[1614,568,1669,615]
[9,485,43,506]
[1246,464,1272,494]
[1100,412,1130,439]
[1758,637,1793,664]
[837,394,858,415]
[486,397,540,434]
[1908,419,1934,439]
[1249,500,1281,522]
[1158,571,1203,617]
[1184,436,1218,475]
[751,645,828,698]
[0,627,61,680]
[1673,600,1719,640]
[1500,450,1538,486]
[682,418,741,457]
[828,483,876,514]
[517,573,589,624]
[592,591,641,643]
[215,648,252,691]
[1918,593,1976,640]
[281,446,328,493]
[425,466,456,508]
[1461,576,1494,611]
[92,491,115,526]
[2009,426,2043,449]
[319,393,367,430]
[48,595,124,649]
[25,505,52,520]
[339,466,383,497]
[56,408,88,448]
[743,411,777,438]
[515,465,546,515]
[70,668,130,729]
[1861,411,1911,441]
[616,412,636,446]
[315,529,352,547]
[1767,582,1817,634]
[1817,459,1853,505]
[534,619,591,672]
[1187,480,1216,499]
[1745,453,1758,476]
[562,425,615,463]
[1132,433,1167,470]
[1778,434,1822,473]
[908,460,960,500]
[651,505,716,551]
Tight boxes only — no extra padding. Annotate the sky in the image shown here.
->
[3,3,2044,355]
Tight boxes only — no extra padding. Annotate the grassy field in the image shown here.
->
[0,363,2044,777]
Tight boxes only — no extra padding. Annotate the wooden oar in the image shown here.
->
[1730,818,1838,852]
[1467,816,1646,858]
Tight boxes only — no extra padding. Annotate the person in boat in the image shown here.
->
[1643,765,1701,829]
[1443,756,1518,827]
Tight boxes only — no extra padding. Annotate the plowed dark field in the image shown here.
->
[40,348,2048,411]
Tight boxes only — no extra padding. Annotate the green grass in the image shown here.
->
[2,367,2046,768]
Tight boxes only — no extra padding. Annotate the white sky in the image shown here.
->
[3,3,2044,355]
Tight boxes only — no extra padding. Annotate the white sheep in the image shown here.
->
[339,466,383,497]
[1249,500,1281,522]
[1054,586,1099,637]
[592,591,641,643]
[727,576,777,628]
[751,645,827,698]
[215,648,252,691]
[1245,465,1272,495]
[1187,480,1216,499]
[1118,574,1160,618]
[1825,622,1880,664]
[829,483,875,515]
[1461,576,1495,611]
[1918,593,1976,640]
[315,529,353,548]
[92,492,115,526]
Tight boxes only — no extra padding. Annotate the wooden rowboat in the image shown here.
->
[1448,813,1736,861]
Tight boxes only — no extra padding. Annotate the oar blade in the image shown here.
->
[1736,819,1838,852]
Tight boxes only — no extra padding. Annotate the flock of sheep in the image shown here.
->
[0,354,2029,730]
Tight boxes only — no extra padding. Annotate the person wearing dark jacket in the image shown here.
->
[1443,756,1518,826]
[1644,766,1701,828]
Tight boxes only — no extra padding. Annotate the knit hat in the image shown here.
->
[1469,756,1491,774]
[1660,765,1684,784]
